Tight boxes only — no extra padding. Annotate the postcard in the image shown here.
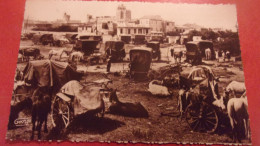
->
[6,0,251,145]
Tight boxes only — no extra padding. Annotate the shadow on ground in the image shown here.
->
[47,115,125,140]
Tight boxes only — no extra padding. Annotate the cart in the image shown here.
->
[185,40,215,65]
[129,47,152,80]
[179,66,223,133]
[105,41,126,62]
[51,79,112,129]
[146,41,161,61]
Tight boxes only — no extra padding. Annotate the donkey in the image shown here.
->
[30,87,51,140]
[108,89,149,118]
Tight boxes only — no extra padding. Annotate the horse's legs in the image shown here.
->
[44,115,48,133]
[30,113,36,140]
[229,117,236,142]
[37,119,43,139]
[244,118,250,140]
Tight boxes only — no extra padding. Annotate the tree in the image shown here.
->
[215,31,240,56]
[166,31,181,36]
[187,30,202,41]
[201,29,219,41]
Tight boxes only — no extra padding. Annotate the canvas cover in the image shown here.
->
[130,47,152,73]
[60,80,103,115]
[23,60,82,92]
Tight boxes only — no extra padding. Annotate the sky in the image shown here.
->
[24,0,238,31]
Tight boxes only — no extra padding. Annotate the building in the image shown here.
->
[116,4,131,23]
[78,22,96,34]
[164,21,175,33]
[117,23,151,36]
[96,16,116,35]
[139,15,164,32]
[175,25,186,33]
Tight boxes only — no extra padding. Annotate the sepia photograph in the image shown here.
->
[6,0,251,144]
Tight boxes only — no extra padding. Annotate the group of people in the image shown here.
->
[215,50,231,62]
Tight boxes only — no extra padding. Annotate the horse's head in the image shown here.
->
[212,96,226,111]
[223,87,231,100]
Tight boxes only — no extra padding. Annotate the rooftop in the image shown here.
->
[140,15,163,21]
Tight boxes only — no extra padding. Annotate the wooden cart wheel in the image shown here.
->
[51,96,72,129]
[185,102,218,133]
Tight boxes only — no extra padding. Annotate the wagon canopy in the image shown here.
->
[105,41,124,51]
[58,80,103,115]
[129,47,152,73]
[186,40,215,59]
[23,60,83,92]
[146,41,160,50]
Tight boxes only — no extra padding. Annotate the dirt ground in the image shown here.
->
[6,39,250,145]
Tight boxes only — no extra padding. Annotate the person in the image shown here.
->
[217,50,222,62]
[215,50,219,62]
[170,46,174,57]
[226,51,231,62]
[106,56,112,73]
[222,50,226,62]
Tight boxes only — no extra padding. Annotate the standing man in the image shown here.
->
[107,56,112,73]
[170,46,175,63]
[222,50,226,62]
[226,50,231,62]
[170,46,174,57]
[106,45,112,73]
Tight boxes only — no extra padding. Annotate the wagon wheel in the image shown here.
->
[51,96,73,129]
[185,102,218,133]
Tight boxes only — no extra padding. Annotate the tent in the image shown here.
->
[23,60,83,93]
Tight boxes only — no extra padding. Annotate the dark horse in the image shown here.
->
[108,89,149,118]
[30,87,51,140]
[19,48,41,62]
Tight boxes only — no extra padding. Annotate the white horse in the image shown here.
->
[148,80,170,96]
[227,92,250,142]
[69,51,84,63]
[205,48,211,60]
[223,81,246,99]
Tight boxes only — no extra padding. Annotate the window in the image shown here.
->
[134,29,136,34]
[102,23,108,29]
[120,29,123,34]
[138,29,142,34]
[146,29,148,34]
[128,29,131,34]
[120,11,124,19]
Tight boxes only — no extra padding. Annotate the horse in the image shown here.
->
[69,51,84,64]
[19,48,40,62]
[108,89,149,118]
[30,87,51,140]
[223,81,246,103]
[205,48,211,60]
[148,80,170,96]
[173,51,183,64]
[48,49,69,61]
[227,92,250,142]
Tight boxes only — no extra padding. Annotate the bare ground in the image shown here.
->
[6,39,250,145]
